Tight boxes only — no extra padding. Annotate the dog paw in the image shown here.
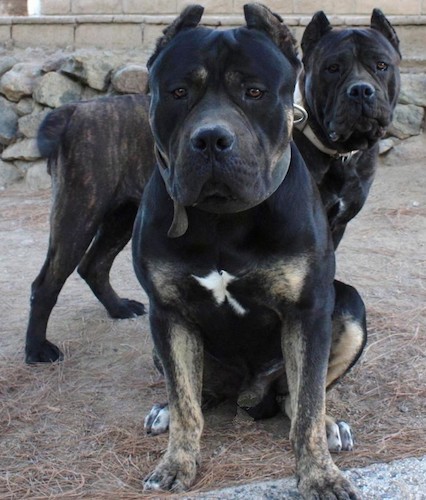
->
[25,340,64,364]
[326,417,354,452]
[299,470,360,500]
[143,452,198,492]
[337,420,354,451]
[144,403,170,435]
[108,299,146,319]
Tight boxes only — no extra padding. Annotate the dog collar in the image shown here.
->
[297,122,359,163]
[293,83,359,163]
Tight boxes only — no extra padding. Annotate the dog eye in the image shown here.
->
[376,61,388,71]
[326,64,340,74]
[172,88,188,99]
[246,88,264,99]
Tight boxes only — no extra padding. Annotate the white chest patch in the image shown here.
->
[192,270,247,316]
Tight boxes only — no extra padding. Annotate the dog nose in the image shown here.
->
[347,82,376,101]
[190,126,235,154]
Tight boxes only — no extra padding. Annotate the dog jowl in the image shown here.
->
[295,9,401,246]
[133,4,365,498]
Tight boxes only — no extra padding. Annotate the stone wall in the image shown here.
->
[0,4,425,190]
[37,0,426,16]
[0,44,424,191]
[0,0,27,16]
[0,47,150,189]
[1,6,426,70]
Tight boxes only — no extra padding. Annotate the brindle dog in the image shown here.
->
[25,94,153,363]
[132,5,365,497]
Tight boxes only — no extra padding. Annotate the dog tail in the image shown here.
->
[37,104,77,159]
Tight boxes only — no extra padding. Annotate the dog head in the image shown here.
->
[147,4,301,236]
[300,9,401,153]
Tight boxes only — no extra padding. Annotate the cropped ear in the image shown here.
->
[370,9,401,57]
[147,5,204,69]
[244,3,300,70]
[301,11,332,61]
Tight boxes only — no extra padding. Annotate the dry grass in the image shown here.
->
[1,154,425,498]
[1,305,424,499]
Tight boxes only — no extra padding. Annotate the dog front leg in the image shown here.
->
[144,311,204,493]
[282,314,360,500]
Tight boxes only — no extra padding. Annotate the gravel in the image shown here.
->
[187,455,426,499]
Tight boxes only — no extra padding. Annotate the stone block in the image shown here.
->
[16,97,35,116]
[388,103,424,139]
[397,26,426,68]
[0,25,11,44]
[0,62,42,102]
[178,0,233,14]
[354,0,421,15]
[232,0,286,14]
[0,56,17,78]
[72,0,122,15]
[142,24,166,53]
[25,159,51,190]
[0,96,18,145]
[12,24,74,48]
[18,109,50,139]
[39,0,71,15]
[0,0,27,15]
[0,159,22,189]
[33,72,83,108]
[291,0,335,15]
[60,55,114,91]
[75,23,142,49]
[111,64,148,94]
[124,0,176,14]
[399,73,426,106]
[2,138,41,161]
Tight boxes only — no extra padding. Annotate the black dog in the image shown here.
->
[25,94,154,363]
[294,9,401,247]
[25,11,399,367]
[132,5,366,497]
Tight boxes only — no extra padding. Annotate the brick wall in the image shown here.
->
[38,0,426,16]
[0,1,424,70]
[0,0,27,15]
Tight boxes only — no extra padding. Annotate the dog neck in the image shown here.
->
[294,82,359,163]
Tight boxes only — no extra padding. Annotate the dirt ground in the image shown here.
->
[0,134,425,499]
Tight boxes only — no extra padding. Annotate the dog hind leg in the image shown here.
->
[77,202,145,318]
[329,280,367,386]
[326,279,367,451]
[284,281,366,453]
[25,177,115,363]
[25,202,103,363]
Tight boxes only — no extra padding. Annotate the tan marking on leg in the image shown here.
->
[168,324,204,450]
[327,316,364,387]
[148,262,181,304]
[280,317,359,498]
[145,324,203,492]
[265,256,309,303]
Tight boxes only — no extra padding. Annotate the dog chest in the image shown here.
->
[192,270,246,316]
[148,254,310,317]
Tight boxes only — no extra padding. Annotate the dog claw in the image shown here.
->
[299,471,361,500]
[326,417,354,452]
[25,340,64,364]
[337,420,354,451]
[144,403,170,435]
[143,453,197,492]
[108,299,146,319]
